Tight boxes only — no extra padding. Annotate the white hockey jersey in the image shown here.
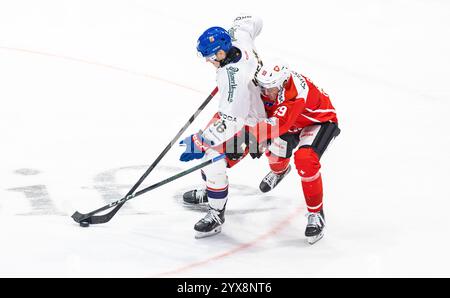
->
[202,14,266,146]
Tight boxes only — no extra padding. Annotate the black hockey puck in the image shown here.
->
[80,221,90,227]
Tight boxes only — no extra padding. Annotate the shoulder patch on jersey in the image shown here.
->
[226,67,239,103]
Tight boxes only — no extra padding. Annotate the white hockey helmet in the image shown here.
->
[256,60,290,89]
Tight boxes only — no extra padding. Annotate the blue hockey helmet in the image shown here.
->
[196,26,232,58]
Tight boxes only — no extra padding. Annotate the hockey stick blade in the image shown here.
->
[71,195,127,224]
[71,203,123,224]
[71,211,87,223]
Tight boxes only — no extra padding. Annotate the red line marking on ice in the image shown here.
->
[0,46,204,94]
[154,205,304,277]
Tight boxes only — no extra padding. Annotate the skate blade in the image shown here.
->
[195,226,222,239]
[307,232,324,245]
[183,201,208,206]
[183,202,210,213]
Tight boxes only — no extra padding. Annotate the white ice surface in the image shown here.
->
[0,0,449,277]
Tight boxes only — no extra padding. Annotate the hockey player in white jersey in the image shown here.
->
[179,15,266,238]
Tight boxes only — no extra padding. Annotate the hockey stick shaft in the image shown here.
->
[126,86,218,197]
[71,87,218,224]
[135,154,225,198]
[72,154,226,222]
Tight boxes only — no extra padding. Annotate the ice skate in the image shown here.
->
[194,207,225,238]
[183,188,208,205]
[305,209,325,245]
[259,165,291,193]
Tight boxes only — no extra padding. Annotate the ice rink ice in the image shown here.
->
[0,0,449,277]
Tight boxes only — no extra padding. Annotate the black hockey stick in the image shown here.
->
[71,87,219,225]
[72,154,226,225]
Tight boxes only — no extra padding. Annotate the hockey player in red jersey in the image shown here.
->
[251,60,340,244]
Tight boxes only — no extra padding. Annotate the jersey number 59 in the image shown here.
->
[274,106,287,117]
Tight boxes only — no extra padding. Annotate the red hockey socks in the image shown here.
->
[294,147,323,212]
[301,173,323,212]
